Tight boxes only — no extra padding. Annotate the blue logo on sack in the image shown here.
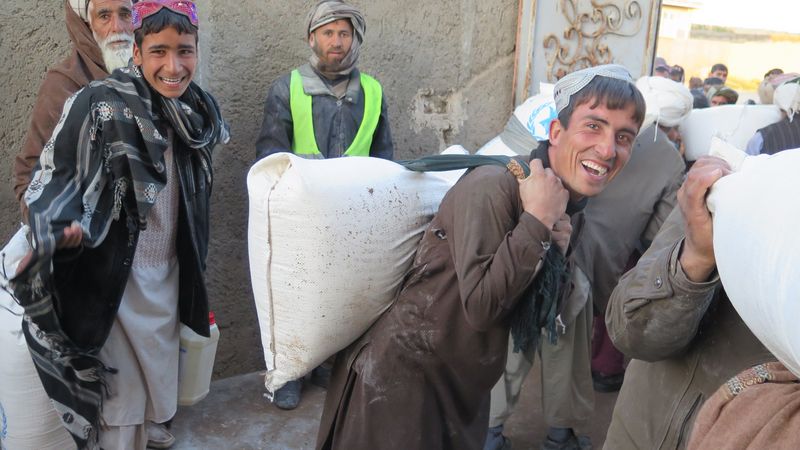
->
[527,103,557,141]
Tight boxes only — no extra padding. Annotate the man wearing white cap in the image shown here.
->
[581,75,691,392]
[13,0,134,220]
[745,79,800,155]
[484,76,692,450]
[316,64,645,450]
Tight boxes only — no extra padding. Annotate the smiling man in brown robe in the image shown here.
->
[316,64,646,450]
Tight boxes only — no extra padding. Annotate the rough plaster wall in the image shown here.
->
[0,2,69,234]
[0,0,517,379]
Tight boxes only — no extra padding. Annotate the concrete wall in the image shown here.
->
[0,0,518,379]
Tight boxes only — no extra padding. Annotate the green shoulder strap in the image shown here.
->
[397,154,531,178]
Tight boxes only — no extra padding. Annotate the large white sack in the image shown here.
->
[247,154,453,393]
[680,104,781,161]
[707,139,800,378]
[431,145,469,185]
[0,227,75,450]
[475,136,518,157]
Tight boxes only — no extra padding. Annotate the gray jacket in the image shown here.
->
[255,63,393,161]
[603,207,775,450]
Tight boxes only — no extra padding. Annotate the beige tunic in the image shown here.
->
[99,142,180,427]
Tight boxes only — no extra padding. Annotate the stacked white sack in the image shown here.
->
[247,154,453,393]
[680,105,781,161]
[707,138,800,378]
[0,227,75,449]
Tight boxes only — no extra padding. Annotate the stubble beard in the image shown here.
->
[312,41,346,73]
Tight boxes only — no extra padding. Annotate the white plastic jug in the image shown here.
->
[177,312,220,406]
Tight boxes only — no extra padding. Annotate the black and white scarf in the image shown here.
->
[10,63,228,449]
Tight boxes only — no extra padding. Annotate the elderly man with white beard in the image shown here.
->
[13,0,134,220]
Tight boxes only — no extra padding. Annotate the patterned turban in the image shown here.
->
[307,1,366,43]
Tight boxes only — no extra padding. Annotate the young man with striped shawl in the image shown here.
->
[11,2,228,448]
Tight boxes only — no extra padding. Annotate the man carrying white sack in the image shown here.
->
[745,79,800,155]
[254,0,393,410]
[486,75,692,450]
[316,64,645,450]
[603,155,776,448]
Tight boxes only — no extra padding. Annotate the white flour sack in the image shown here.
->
[680,104,781,161]
[707,141,800,378]
[247,154,453,392]
[0,227,75,449]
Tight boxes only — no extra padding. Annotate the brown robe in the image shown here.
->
[13,1,107,219]
[317,162,579,450]
[688,362,800,450]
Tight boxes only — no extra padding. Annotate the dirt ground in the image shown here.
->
[172,363,618,450]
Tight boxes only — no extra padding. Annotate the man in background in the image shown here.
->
[709,63,728,84]
[746,80,800,155]
[254,0,394,410]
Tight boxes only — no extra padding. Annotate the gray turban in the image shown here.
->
[307,1,365,39]
[69,0,90,22]
[553,64,635,114]
[635,76,693,128]
[306,1,366,78]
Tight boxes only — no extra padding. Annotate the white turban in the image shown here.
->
[635,76,693,128]
[773,81,800,122]
[69,0,90,22]
[553,64,634,114]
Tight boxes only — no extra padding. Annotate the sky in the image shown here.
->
[691,0,800,34]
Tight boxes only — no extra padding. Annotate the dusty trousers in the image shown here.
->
[488,302,594,430]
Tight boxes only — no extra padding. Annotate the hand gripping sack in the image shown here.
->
[707,139,800,378]
[247,154,453,393]
[0,227,75,450]
[680,104,781,161]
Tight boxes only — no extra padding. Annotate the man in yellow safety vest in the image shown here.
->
[255,0,393,162]
[254,0,393,411]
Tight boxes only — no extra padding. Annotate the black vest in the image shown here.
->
[759,116,800,155]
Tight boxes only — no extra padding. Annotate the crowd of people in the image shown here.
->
[5,1,799,450]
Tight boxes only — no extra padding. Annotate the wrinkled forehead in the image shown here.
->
[88,0,133,14]
[312,18,354,34]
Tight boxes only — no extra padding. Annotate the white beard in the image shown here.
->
[94,32,133,73]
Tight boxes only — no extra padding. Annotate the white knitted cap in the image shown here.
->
[553,64,634,115]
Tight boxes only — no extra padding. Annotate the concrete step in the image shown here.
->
[171,367,618,449]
